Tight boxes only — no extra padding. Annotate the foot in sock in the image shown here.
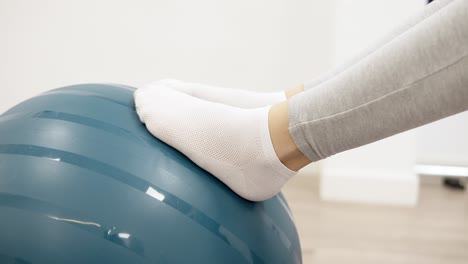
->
[134,86,296,201]
[139,79,287,109]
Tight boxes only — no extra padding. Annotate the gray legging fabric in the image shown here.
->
[288,0,468,162]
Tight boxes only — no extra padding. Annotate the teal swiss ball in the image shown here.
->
[0,84,302,263]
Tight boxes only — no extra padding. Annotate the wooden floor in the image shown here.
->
[282,174,468,264]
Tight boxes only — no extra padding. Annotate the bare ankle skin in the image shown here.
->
[268,101,311,171]
[285,84,304,99]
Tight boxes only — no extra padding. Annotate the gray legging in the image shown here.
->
[288,0,468,162]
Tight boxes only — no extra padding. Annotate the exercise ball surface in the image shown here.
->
[0,84,301,264]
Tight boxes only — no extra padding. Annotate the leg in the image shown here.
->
[135,0,467,201]
[152,0,457,105]
[297,0,456,92]
[140,0,455,108]
[288,0,468,163]
[140,79,287,108]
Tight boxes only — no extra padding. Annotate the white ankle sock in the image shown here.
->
[140,79,286,109]
[134,87,296,201]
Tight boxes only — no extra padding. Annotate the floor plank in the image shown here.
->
[282,173,468,264]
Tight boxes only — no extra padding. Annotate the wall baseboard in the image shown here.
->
[320,168,419,207]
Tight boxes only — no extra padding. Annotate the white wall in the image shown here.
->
[0,0,334,113]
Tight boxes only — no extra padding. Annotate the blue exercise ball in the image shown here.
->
[0,84,302,263]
